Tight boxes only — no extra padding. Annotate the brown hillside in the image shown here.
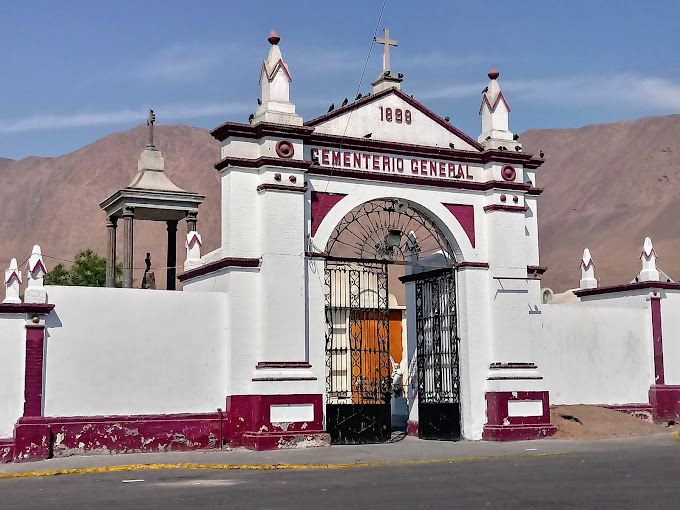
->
[522,114,680,292]
[1,116,679,293]
[0,125,221,288]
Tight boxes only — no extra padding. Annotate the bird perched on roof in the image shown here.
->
[356,93,363,100]
[539,150,545,158]
[485,136,491,141]
[398,73,404,79]
[341,98,348,107]
[515,146,522,151]
[384,70,390,77]
[449,143,455,149]
[248,113,254,123]
[364,133,372,138]
[257,98,262,105]
[513,133,519,140]
[481,86,488,94]
[328,103,335,112]
[444,116,450,122]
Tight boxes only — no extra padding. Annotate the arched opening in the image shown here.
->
[322,198,462,444]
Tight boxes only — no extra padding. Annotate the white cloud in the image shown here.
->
[416,74,680,111]
[0,102,251,134]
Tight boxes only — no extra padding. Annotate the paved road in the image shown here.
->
[2,435,679,509]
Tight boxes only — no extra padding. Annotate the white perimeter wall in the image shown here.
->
[661,293,680,385]
[0,316,26,438]
[43,286,228,417]
[535,303,653,405]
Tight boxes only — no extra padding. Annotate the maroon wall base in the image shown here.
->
[649,385,680,422]
[226,394,329,450]
[406,420,418,437]
[482,391,557,441]
[0,438,15,463]
[12,417,52,462]
[10,413,222,462]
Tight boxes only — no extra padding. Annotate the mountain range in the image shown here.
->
[1,114,679,292]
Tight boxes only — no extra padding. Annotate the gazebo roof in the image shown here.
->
[99,145,204,221]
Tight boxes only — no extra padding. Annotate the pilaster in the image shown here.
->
[122,207,134,288]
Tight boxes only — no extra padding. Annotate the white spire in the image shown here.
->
[25,245,47,304]
[579,248,597,289]
[3,257,22,304]
[252,29,302,126]
[184,231,203,271]
[478,66,515,150]
[639,237,660,282]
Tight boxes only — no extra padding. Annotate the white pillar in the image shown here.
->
[579,248,597,289]
[25,245,47,304]
[3,258,22,304]
[184,231,203,271]
[639,237,660,282]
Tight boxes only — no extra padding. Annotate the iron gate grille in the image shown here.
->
[415,269,461,440]
[324,260,391,444]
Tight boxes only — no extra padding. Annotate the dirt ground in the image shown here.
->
[550,405,679,440]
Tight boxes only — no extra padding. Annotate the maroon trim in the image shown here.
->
[487,376,543,380]
[490,362,537,369]
[527,265,548,276]
[306,251,329,258]
[226,394,328,450]
[252,377,317,381]
[479,90,511,115]
[483,204,528,213]
[256,362,312,369]
[456,261,489,269]
[310,165,541,193]
[493,276,542,281]
[23,324,46,418]
[178,256,261,282]
[483,391,557,440]
[215,155,312,172]
[406,419,418,437]
[305,88,485,151]
[526,187,544,196]
[482,423,557,441]
[308,133,544,168]
[501,164,516,182]
[443,204,475,248]
[260,58,292,84]
[310,191,347,236]
[651,297,665,384]
[275,139,295,158]
[574,281,680,297]
[210,121,314,142]
[648,385,680,422]
[0,303,54,315]
[256,183,308,193]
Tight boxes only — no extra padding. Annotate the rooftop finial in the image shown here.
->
[374,28,398,75]
[488,66,499,80]
[268,29,280,45]
[146,109,156,149]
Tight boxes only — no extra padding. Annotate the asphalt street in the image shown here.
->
[2,435,679,509]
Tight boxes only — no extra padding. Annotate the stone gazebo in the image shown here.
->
[99,111,205,290]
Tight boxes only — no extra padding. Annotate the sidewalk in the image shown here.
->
[2,432,677,477]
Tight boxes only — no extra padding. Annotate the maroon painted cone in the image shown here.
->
[488,65,499,80]
[268,29,280,45]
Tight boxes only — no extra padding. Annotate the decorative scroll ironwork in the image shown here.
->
[415,269,459,404]
[415,268,461,440]
[325,198,456,264]
[324,260,391,443]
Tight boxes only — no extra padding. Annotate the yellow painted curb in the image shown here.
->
[672,431,680,445]
[0,452,566,480]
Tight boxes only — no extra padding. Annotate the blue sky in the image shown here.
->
[1,0,679,160]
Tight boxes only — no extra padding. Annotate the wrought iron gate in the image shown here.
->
[415,268,461,440]
[324,260,391,444]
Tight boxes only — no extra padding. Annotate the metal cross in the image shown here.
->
[374,29,398,74]
[146,109,156,148]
